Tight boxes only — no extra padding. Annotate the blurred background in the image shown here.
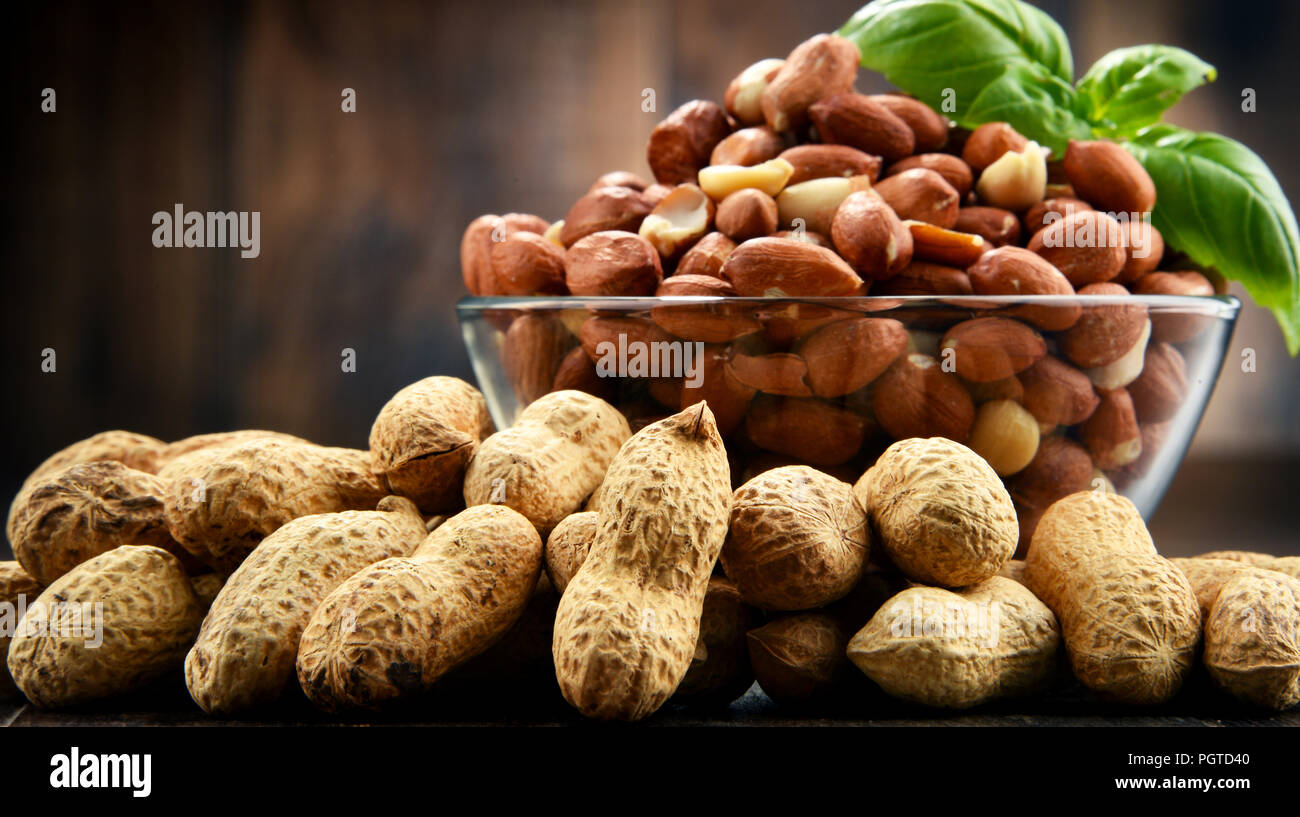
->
[3,0,1297,557]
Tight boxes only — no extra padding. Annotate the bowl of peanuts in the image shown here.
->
[460,288,1237,555]
[456,31,1243,556]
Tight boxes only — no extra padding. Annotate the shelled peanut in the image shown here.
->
[0,561,42,697]
[297,504,544,711]
[185,497,429,714]
[1024,492,1199,704]
[463,32,1216,535]
[847,577,1060,709]
[553,403,733,721]
[8,546,203,708]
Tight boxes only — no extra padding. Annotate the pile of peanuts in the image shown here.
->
[461,32,1222,553]
[4,33,1281,727]
[4,386,1296,721]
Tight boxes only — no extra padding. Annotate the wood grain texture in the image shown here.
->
[0,1,866,511]
[4,681,1299,727]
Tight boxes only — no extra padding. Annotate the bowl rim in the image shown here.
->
[457,293,1242,318]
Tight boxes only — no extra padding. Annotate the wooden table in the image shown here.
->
[5,677,1297,728]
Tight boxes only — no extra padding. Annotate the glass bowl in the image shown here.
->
[458,294,1239,547]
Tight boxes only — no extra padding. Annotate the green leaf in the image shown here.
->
[1077,45,1217,137]
[963,62,1092,156]
[838,0,1072,120]
[837,0,1299,352]
[1126,125,1300,354]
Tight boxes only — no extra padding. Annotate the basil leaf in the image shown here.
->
[1078,45,1217,137]
[839,0,1072,120]
[1126,125,1300,354]
[963,63,1092,156]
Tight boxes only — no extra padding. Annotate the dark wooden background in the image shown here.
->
[3,0,1298,559]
